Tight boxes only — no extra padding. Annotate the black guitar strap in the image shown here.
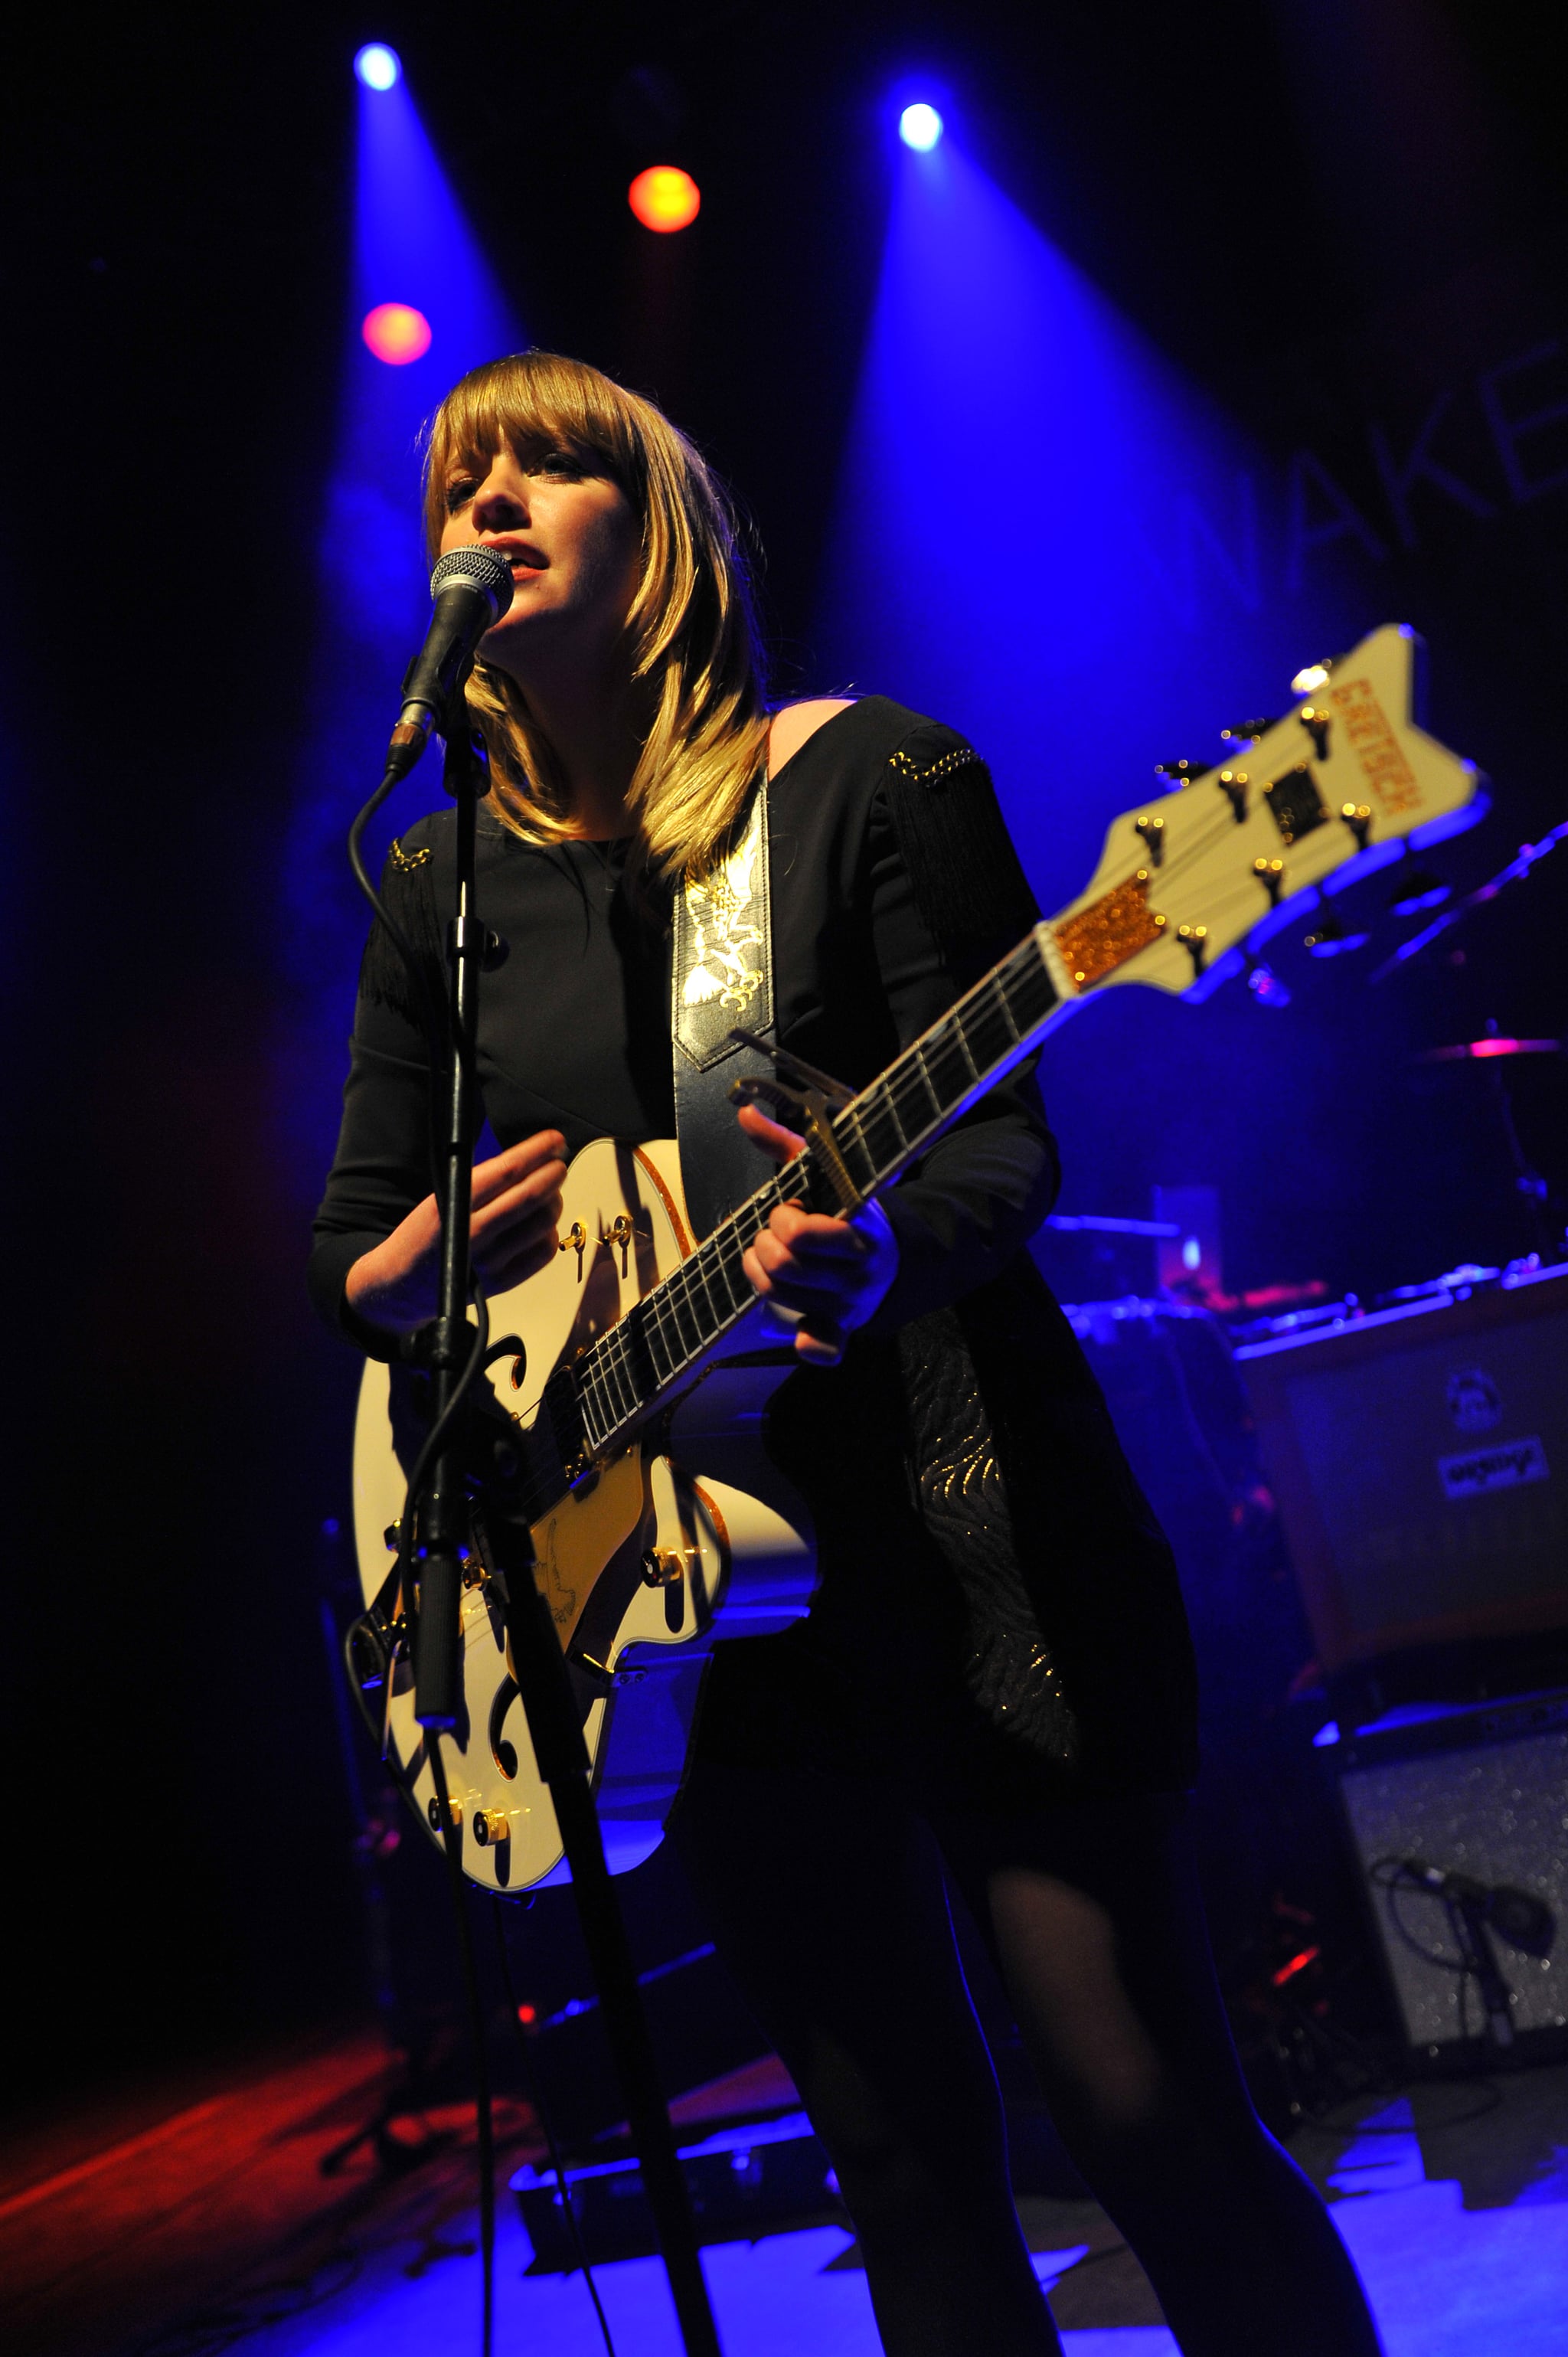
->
[671,773,778,1240]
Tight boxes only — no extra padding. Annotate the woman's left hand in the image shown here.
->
[736,1103,900,1365]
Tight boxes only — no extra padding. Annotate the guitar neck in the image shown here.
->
[569,927,1062,1459]
[553,626,1488,1470]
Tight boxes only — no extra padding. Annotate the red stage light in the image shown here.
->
[629,166,701,233]
[361,302,432,365]
[515,2002,537,2025]
[1270,1943,1322,1988]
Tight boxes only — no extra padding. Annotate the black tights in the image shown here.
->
[671,1764,1383,2357]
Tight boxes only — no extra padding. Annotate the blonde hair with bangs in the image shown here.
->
[422,351,770,883]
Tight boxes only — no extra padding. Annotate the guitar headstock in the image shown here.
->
[1043,624,1487,1004]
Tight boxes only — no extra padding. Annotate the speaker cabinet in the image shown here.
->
[1334,1691,1568,2063]
[1236,1265,1568,1673]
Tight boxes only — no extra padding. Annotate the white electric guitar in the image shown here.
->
[351,625,1483,1891]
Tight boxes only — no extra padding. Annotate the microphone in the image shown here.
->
[386,544,514,780]
[1400,1858,1556,1956]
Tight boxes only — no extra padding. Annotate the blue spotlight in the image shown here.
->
[899,103,944,152]
[354,43,401,91]
[282,38,521,1198]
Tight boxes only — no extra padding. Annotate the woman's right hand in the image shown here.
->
[345,1129,568,1336]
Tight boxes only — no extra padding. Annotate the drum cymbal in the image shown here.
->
[1416,1036,1562,1063]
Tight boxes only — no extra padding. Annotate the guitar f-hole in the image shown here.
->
[488,1675,520,1778]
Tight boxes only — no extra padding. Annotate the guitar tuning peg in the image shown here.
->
[1154,758,1210,785]
[1221,718,1277,746]
[1217,768,1250,822]
[1300,707,1332,761]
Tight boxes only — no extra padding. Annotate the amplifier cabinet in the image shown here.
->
[1334,1691,1568,2058]
[1235,1265,1568,1673]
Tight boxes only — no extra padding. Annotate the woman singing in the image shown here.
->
[311,349,1382,2357]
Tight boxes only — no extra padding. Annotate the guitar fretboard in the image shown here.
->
[566,927,1060,1461]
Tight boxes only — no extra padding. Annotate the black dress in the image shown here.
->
[311,697,1198,1809]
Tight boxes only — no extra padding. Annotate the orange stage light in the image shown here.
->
[361,301,433,365]
[629,165,701,233]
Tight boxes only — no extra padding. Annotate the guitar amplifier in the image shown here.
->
[1332,1690,1568,2063]
[1234,1264,1568,1675]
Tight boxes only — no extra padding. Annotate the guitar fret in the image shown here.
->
[990,969,1026,1041]
[854,1087,906,1169]
[606,1328,638,1423]
[665,1262,707,1357]
[1003,947,1054,1031]
[597,1351,624,1432]
[591,1339,621,1429]
[689,1241,728,1334]
[891,1059,939,1134]
[835,1107,880,1195]
[920,1020,974,1107]
[576,1368,608,1456]
[710,1231,747,1312]
[646,1294,681,1384]
[959,988,1015,1077]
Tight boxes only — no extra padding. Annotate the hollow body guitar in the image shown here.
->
[353,1140,816,1892]
[351,626,1484,1892]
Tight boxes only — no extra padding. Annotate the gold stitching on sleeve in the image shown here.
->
[887,746,983,786]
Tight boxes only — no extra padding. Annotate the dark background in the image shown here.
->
[3,0,1566,2104]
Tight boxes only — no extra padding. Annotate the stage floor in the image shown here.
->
[5,2039,1565,2355]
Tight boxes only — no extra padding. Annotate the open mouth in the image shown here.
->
[485,542,545,574]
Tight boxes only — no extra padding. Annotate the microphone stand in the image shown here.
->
[406,692,724,2357]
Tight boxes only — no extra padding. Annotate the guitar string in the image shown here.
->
[569,939,1055,1456]
[575,1166,790,1446]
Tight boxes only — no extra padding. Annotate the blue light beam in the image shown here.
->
[279,60,522,1192]
[811,133,1384,1281]
[813,136,1360,917]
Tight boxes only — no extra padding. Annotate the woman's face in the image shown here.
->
[438,442,642,684]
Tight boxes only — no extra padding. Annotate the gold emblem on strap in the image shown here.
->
[675,786,773,1067]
